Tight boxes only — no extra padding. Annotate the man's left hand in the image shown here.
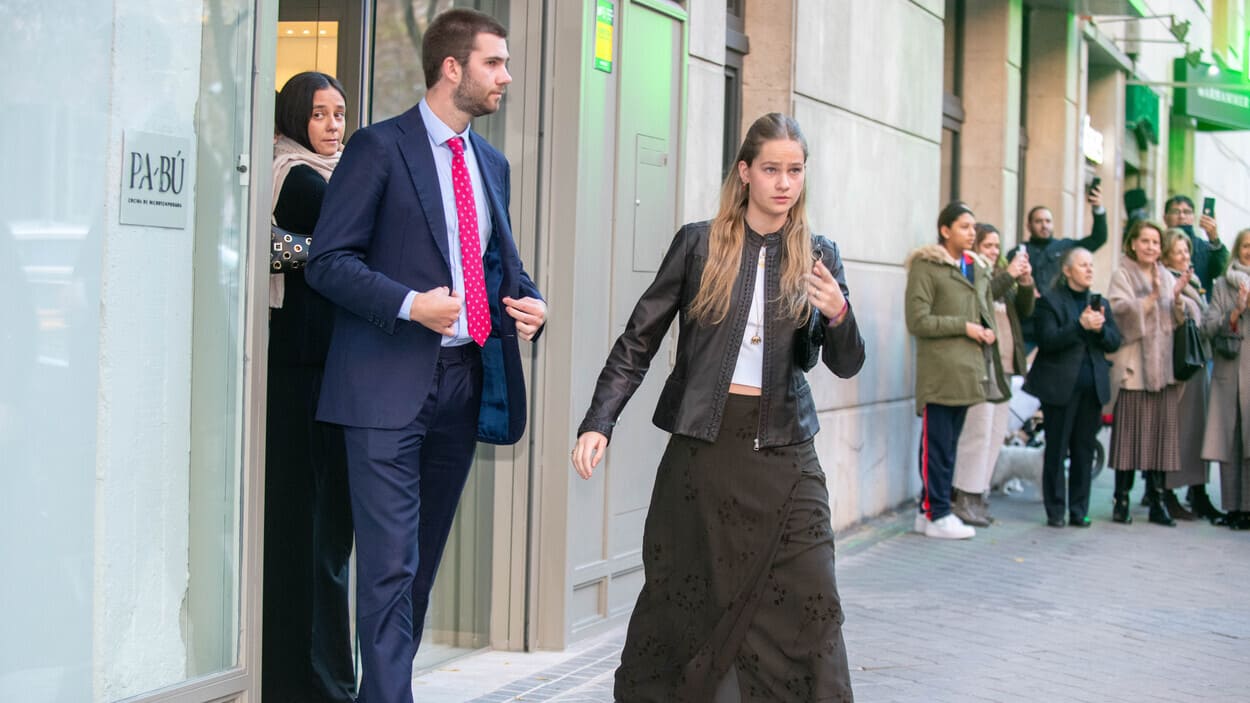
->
[1200,214,1220,242]
[503,296,547,341]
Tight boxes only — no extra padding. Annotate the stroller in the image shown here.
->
[992,377,1111,494]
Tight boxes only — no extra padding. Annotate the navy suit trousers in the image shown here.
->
[342,344,483,703]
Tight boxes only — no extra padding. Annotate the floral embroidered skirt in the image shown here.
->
[614,394,853,702]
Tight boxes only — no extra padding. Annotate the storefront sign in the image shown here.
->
[594,0,614,73]
[1173,59,1250,131]
[120,130,192,229]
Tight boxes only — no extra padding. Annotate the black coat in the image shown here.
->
[578,221,866,449]
[1023,285,1122,406]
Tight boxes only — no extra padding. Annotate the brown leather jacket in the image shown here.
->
[577,220,866,450]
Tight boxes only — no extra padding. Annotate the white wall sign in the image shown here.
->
[1081,114,1105,165]
[120,130,192,229]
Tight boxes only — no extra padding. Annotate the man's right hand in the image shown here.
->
[410,287,463,336]
[1087,185,1102,210]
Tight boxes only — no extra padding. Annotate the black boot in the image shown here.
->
[1187,485,1227,524]
[1229,511,1250,530]
[1146,471,1177,527]
[1139,471,1151,506]
[1163,490,1195,520]
[1113,470,1134,524]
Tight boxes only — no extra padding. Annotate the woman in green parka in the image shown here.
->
[905,201,1010,540]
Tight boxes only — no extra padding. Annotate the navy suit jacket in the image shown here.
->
[306,104,542,444]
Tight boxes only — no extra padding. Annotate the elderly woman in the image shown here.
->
[1201,228,1250,530]
[951,223,1033,526]
[1160,229,1223,522]
[1107,220,1189,526]
[1025,247,1121,527]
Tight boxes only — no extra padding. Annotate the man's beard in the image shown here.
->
[453,75,501,118]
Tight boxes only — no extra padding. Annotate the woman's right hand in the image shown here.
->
[1234,283,1250,324]
[965,321,995,345]
[1080,306,1105,332]
[571,431,608,480]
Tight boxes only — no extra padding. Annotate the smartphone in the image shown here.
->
[1203,197,1216,218]
[1089,176,1102,194]
[1089,293,1102,310]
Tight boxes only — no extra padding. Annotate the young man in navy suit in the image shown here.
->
[305,9,545,702]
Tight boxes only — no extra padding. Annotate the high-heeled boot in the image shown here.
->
[1113,470,1134,524]
[1163,489,1195,520]
[1146,471,1177,527]
[1187,485,1227,524]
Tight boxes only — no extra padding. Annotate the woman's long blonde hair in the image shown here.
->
[688,113,813,325]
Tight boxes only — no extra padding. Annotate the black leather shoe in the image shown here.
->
[1188,486,1227,524]
[1163,490,1195,521]
[1069,515,1091,528]
[1047,517,1065,528]
[1230,512,1250,530]
[1112,493,1133,524]
[1146,472,1177,527]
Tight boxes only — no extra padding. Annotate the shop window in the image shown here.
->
[940,0,964,203]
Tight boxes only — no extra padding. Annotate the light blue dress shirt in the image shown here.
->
[397,99,494,347]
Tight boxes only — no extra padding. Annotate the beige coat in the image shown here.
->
[1107,255,1183,393]
[1201,267,1250,463]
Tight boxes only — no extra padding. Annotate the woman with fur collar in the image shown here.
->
[1200,227,1250,530]
[905,201,1009,540]
[1107,219,1189,526]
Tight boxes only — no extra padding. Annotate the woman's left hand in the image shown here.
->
[806,260,847,321]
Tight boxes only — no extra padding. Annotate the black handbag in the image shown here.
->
[271,223,311,272]
[1213,328,1242,360]
[1172,317,1206,381]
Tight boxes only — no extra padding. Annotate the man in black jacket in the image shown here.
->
[1019,186,1107,344]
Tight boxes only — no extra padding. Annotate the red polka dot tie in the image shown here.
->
[448,137,490,346]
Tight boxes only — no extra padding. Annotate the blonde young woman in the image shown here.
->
[1107,219,1189,526]
[572,113,865,702]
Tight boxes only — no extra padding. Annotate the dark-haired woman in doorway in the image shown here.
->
[572,113,865,702]
[265,71,355,703]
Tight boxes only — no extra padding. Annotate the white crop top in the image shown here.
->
[730,247,767,388]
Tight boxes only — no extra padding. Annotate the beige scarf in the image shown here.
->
[270,135,340,308]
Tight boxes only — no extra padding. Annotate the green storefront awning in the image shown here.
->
[1173,58,1250,131]
[1126,84,1160,144]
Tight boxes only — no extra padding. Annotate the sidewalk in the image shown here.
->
[412,471,1250,702]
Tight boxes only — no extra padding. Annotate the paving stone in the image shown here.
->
[413,471,1250,701]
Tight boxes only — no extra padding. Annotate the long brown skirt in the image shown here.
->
[1109,387,1181,472]
[614,395,853,703]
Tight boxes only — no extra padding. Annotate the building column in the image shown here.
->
[741,0,794,122]
[959,0,1023,241]
[1023,7,1081,240]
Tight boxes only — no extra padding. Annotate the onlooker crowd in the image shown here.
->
[907,188,1249,537]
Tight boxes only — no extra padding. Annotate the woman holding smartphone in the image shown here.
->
[951,223,1034,526]
[1024,248,1121,526]
[572,113,865,701]
[1107,220,1188,526]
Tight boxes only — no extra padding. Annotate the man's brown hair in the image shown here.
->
[422,9,508,89]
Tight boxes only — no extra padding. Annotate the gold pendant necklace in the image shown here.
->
[750,248,765,345]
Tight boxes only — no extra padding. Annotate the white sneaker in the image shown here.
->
[914,512,929,533]
[923,513,976,540]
